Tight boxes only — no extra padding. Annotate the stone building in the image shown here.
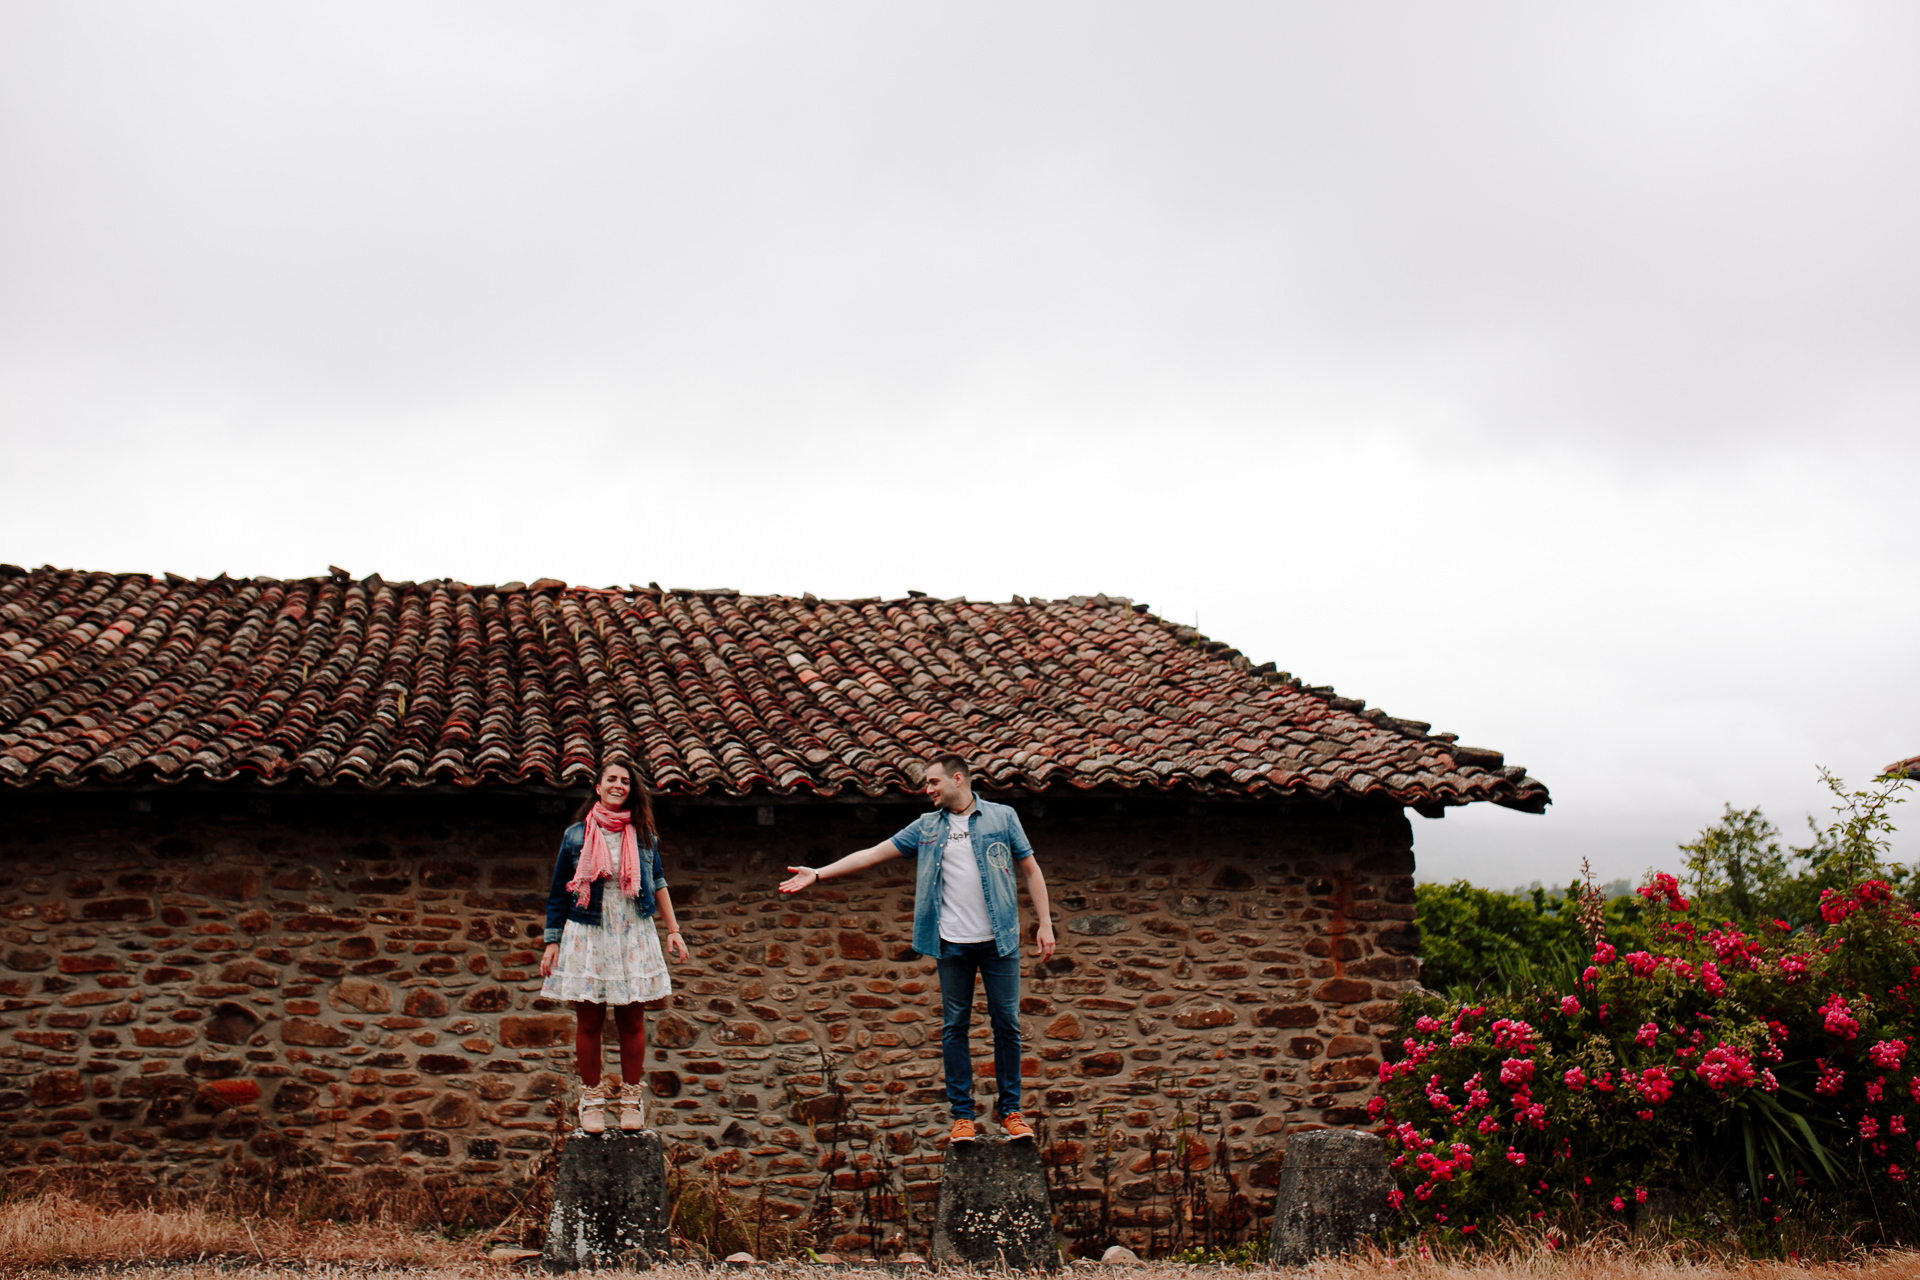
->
[0,566,1548,1252]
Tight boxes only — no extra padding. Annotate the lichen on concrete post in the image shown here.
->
[542,1130,671,1271]
[930,1140,1059,1272]
[1266,1127,1396,1265]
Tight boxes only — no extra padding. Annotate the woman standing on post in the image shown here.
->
[540,759,689,1133]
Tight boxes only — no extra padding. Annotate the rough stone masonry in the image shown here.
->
[0,787,1419,1255]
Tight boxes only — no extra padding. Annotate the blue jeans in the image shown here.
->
[937,939,1022,1120]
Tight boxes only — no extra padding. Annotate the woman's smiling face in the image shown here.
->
[596,763,631,809]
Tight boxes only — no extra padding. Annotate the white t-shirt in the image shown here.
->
[938,808,994,943]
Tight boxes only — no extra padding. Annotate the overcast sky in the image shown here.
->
[2,3,1915,887]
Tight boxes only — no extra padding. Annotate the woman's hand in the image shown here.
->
[540,943,559,977]
[666,930,690,964]
[778,866,819,895]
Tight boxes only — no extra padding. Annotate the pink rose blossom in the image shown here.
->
[1821,993,1861,1040]
[1492,1018,1537,1052]
[1698,1043,1756,1091]
[1816,1061,1845,1096]
[1870,1040,1909,1070]
[1635,1067,1674,1105]
[1637,872,1690,912]
[1820,887,1861,924]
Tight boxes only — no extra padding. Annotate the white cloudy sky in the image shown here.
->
[2,3,1915,887]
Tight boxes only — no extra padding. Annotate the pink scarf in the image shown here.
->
[568,802,641,908]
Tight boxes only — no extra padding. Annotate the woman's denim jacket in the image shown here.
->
[889,799,1034,959]
[543,821,668,944]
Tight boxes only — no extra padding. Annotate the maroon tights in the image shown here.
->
[573,1001,647,1087]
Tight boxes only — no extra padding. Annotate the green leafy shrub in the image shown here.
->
[1379,771,1917,1249]
[1168,1240,1266,1266]
[1419,768,1920,1001]
[1416,879,1645,997]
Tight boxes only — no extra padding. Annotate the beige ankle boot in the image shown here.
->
[578,1080,613,1134]
[617,1080,646,1131]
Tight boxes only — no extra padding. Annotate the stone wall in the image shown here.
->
[0,788,1419,1254]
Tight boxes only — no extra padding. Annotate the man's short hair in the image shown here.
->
[928,752,971,781]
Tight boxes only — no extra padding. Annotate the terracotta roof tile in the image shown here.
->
[0,566,1549,810]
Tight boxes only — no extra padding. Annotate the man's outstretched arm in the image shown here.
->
[1019,855,1057,961]
[779,839,903,895]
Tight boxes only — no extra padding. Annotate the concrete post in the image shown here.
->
[930,1140,1059,1271]
[542,1131,671,1271]
[1266,1128,1396,1265]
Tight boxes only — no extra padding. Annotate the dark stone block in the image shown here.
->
[931,1139,1058,1271]
[402,1131,451,1157]
[1267,1128,1395,1265]
[542,1130,669,1270]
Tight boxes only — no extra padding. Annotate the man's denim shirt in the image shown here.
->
[543,821,668,944]
[890,799,1034,958]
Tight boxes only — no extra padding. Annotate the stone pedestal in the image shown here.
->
[1267,1128,1396,1266]
[930,1140,1059,1272]
[542,1130,670,1271]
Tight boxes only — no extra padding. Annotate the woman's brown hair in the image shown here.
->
[572,758,657,842]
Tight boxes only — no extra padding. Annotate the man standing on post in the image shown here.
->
[778,753,1055,1144]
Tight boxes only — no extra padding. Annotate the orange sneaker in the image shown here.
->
[949,1117,978,1144]
[1001,1111,1034,1141]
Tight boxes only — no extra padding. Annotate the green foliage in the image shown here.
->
[1680,770,1919,929]
[1381,770,1918,1251]
[1678,805,1794,924]
[1416,880,1643,998]
[1422,768,1917,997]
[1168,1240,1266,1266]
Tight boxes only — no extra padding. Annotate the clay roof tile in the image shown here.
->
[0,569,1550,811]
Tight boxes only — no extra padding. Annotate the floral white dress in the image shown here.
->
[541,887,671,1007]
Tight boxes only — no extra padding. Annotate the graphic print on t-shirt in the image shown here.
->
[938,809,994,943]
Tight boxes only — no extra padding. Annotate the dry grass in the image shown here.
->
[0,1271,495,1280]
[12,1258,1920,1280]
[1288,1241,1920,1278]
[1,1193,1918,1279]
[0,1191,470,1271]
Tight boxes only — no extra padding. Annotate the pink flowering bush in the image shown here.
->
[1378,869,1920,1244]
